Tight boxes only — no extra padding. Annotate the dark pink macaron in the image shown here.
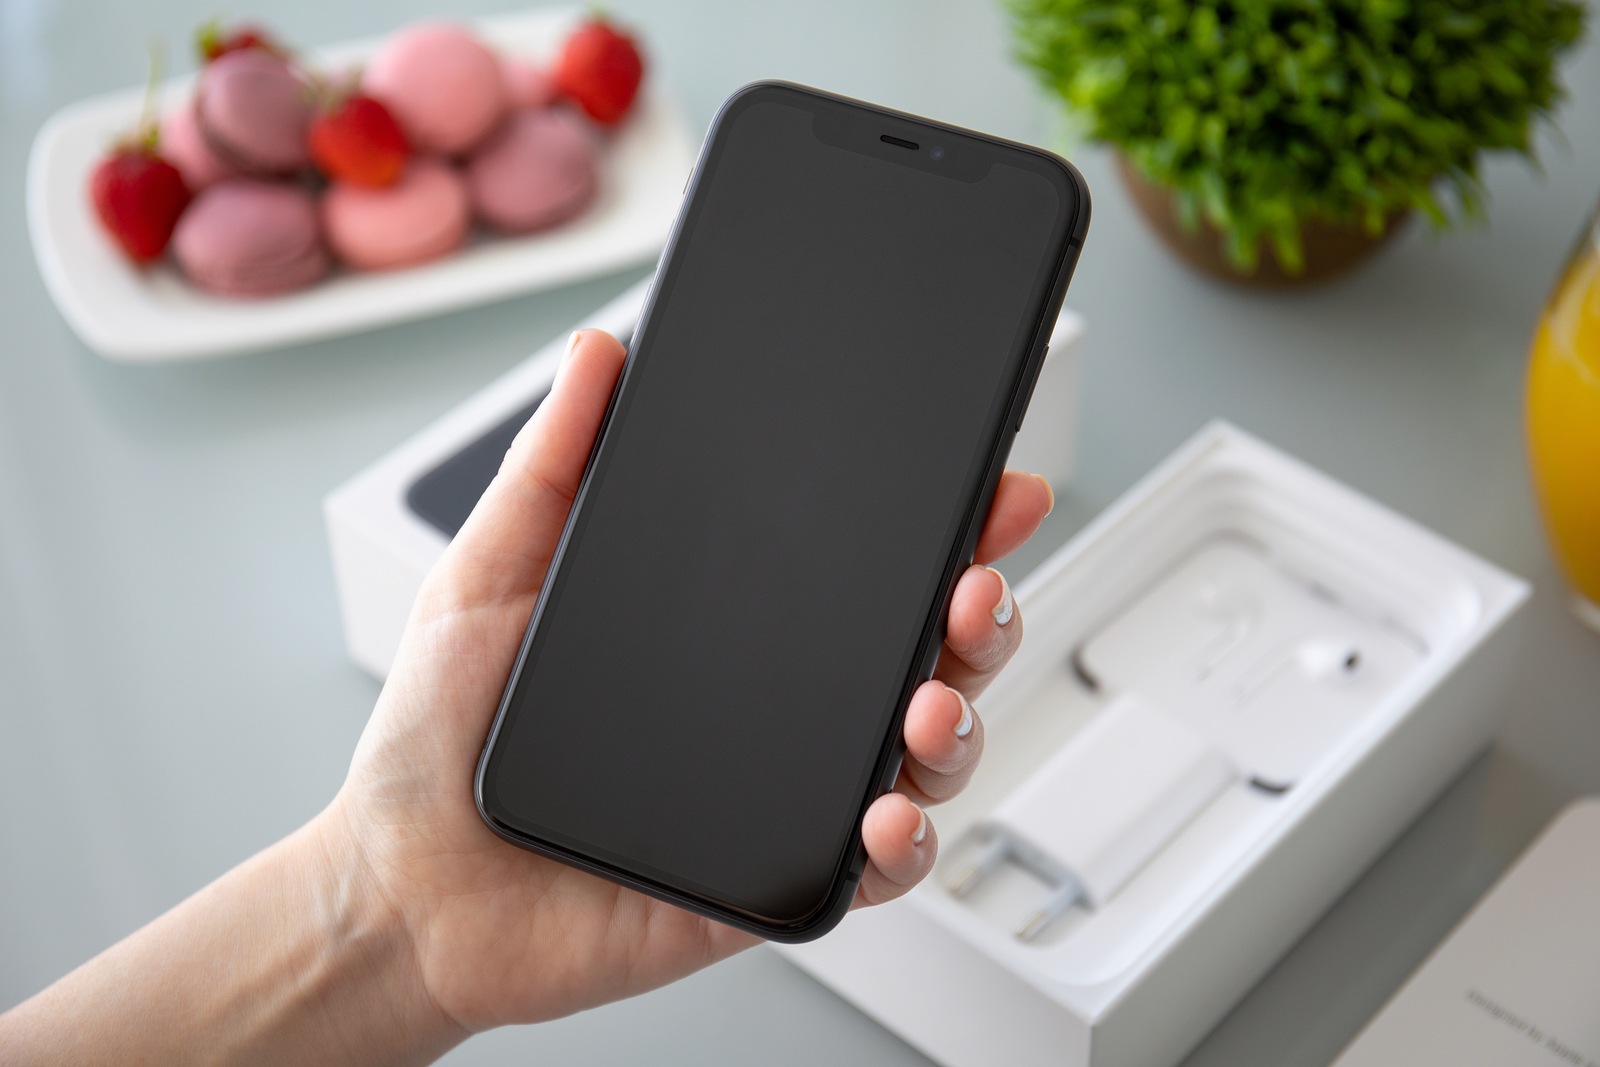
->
[173,179,330,297]
[196,50,314,175]
[161,100,241,191]
[465,108,598,234]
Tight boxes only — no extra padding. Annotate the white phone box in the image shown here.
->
[324,276,1086,679]
[777,422,1528,1067]
[1333,797,1600,1067]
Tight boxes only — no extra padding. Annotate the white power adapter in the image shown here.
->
[950,694,1235,940]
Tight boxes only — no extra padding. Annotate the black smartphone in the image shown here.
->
[476,81,1089,942]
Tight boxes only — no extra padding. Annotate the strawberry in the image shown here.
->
[88,46,193,264]
[197,21,280,63]
[90,135,191,264]
[552,17,645,127]
[308,92,409,188]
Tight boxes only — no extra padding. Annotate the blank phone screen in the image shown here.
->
[481,86,1078,925]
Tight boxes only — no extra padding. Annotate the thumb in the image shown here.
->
[424,329,628,616]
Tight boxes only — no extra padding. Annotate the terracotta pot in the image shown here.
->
[1115,156,1410,288]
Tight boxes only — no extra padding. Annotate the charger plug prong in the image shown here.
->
[1016,880,1083,942]
[948,836,1010,898]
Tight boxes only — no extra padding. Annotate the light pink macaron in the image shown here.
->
[466,108,598,234]
[501,57,557,110]
[161,101,241,191]
[363,23,507,156]
[322,158,471,270]
[173,180,330,297]
[196,50,314,174]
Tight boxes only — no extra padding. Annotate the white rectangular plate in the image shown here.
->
[26,6,696,363]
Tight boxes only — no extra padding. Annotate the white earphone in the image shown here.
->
[1236,640,1361,703]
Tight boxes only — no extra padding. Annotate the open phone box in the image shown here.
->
[323,276,1086,679]
[776,422,1527,1067]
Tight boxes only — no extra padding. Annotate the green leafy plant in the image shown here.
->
[1011,0,1585,271]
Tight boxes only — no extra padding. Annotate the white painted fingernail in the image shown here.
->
[559,331,581,372]
[950,686,974,739]
[988,568,1014,627]
[911,808,929,845]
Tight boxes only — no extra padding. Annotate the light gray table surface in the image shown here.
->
[4,2,1599,1063]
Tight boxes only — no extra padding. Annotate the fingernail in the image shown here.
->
[559,330,581,372]
[988,568,1014,627]
[911,808,929,845]
[950,684,974,738]
[1033,473,1055,516]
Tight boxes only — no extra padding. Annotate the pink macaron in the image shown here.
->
[161,101,240,191]
[465,108,598,234]
[196,50,314,174]
[173,180,330,297]
[501,57,557,110]
[363,23,507,156]
[322,158,470,270]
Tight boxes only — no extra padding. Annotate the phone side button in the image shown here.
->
[849,839,871,879]
[879,753,905,795]
[1014,344,1049,431]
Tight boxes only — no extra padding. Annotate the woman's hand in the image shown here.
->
[0,328,1053,1067]
[329,329,1055,1036]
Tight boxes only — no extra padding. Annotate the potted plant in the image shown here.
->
[1010,0,1585,286]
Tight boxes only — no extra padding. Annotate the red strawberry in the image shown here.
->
[90,136,191,264]
[552,17,645,127]
[308,93,409,187]
[197,21,280,64]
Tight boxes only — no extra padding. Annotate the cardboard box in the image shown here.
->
[1333,797,1600,1067]
[777,422,1528,1067]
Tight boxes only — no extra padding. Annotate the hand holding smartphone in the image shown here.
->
[476,82,1089,942]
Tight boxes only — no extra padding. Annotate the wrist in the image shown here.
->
[295,802,467,1065]
[0,801,470,1067]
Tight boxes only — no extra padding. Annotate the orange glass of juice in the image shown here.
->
[1526,198,1600,635]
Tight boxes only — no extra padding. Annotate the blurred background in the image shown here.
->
[3,1,1598,1064]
